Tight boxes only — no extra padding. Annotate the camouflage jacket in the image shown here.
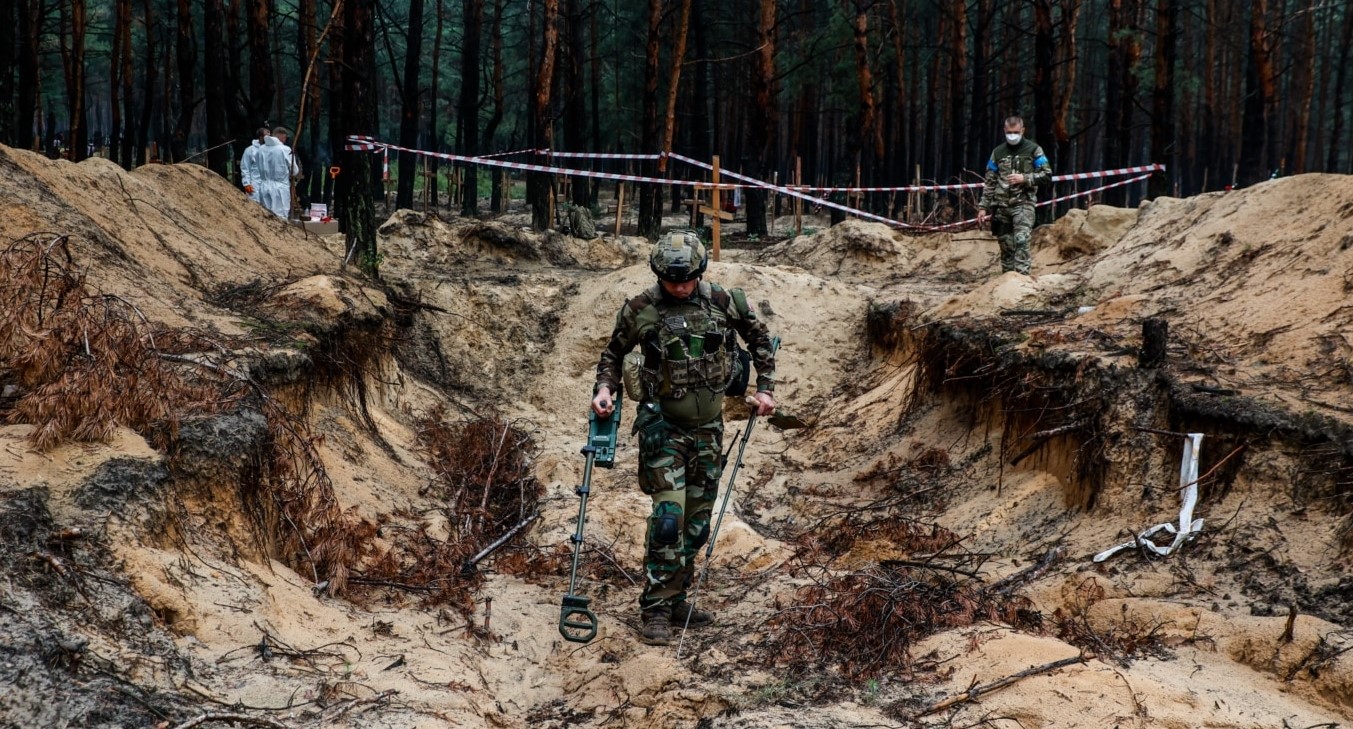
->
[979,138,1051,211]
[595,281,776,427]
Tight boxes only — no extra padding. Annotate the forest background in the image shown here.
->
[1,0,1350,242]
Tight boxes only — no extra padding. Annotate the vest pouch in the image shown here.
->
[622,351,648,402]
[633,401,669,455]
[725,346,752,396]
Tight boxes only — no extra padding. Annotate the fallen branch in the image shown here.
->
[987,546,1064,595]
[169,713,291,729]
[914,652,1091,718]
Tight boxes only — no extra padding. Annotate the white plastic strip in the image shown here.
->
[1093,432,1206,562]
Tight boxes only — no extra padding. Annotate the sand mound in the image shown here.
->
[379,209,650,270]
[758,218,995,282]
[0,145,335,331]
[1032,203,1139,265]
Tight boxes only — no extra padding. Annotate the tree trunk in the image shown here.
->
[396,0,425,210]
[171,0,194,162]
[203,0,229,175]
[118,0,134,166]
[16,0,40,150]
[1052,0,1081,199]
[744,0,776,236]
[1285,0,1315,174]
[459,0,483,214]
[339,0,378,275]
[528,0,560,231]
[1105,0,1139,203]
[1239,0,1277,185]
[947,0,967,183]
[564,0,590,206]
[1148,0,1176,198]
[428,0,443,210]
[135,0,155,167]
[0,0,13,145]
[486,0,506,211]
[60,0,89,161]
[636,0,663,238]
[1329,1,1353,171]
[111,0,126,164]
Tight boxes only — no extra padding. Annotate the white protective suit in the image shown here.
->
[239,140,263,201]
[257,136,300,219]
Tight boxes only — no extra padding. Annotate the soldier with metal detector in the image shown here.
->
[590,231,780,646]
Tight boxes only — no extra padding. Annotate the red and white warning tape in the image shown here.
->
[344,136,1156,233]
[343,136,737,188]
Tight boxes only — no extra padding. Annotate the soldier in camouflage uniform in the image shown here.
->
[591,231,777,646]
[977,116,1052,274]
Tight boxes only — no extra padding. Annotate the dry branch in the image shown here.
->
[168,713,292,729]
[914,653,1090,718]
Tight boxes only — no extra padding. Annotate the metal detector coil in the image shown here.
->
[559,401,621,643]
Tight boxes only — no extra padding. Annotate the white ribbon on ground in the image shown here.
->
[1093,432,1206,563]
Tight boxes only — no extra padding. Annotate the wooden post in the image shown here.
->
[771,171,777,236]
[711,155,722,261]
[615,182,626,235]
[794,157,803,236]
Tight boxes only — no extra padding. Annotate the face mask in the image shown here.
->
[1006,133,1023,145]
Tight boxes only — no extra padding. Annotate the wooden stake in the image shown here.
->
[794,156,802,236]
[711,155,721,261]
[771,171,778,236]
[615,183,626,236]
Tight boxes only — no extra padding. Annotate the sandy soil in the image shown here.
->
[1,143,1352,728]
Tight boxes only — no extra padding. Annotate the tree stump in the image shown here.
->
[1139,318,1169,368]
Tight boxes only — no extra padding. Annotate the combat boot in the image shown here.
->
[639,607,672,646]
[671,600,714,628]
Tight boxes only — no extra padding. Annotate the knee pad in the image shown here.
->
[653,513,681,546]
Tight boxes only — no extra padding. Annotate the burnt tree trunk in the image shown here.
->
[1239,0,1277,185]
[396,0,425,210]
[428,0,444,209]
[636,0,663,238]
[338,0,378,275]
[16,0,41,149]
[486,0,506,212]
[564,0,590,206]
[459,0,484,215]
[1329,1,1353,171]
[528,0,559,231]
[60,0,89,161]
[171,0,194,162]
[203,0,230,175]
[744,0,776,236]
[135,0,155,166]
[1148,0,1176,198]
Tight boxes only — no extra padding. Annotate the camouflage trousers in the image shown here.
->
[636,419,723,612]
[993,204,1035,274]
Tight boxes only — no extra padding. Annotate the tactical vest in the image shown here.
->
[624,282,737,427]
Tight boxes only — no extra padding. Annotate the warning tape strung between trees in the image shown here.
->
[344,136,738,188]
[502,147,1163,193]
[345,136,1158,232]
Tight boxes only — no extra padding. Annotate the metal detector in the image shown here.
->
[558,401,620,643]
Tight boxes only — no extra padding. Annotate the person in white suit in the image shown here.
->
[239,127,267,202]
[257,127,300,219]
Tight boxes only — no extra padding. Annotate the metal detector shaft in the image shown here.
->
[675,409,759,658]
[567,449,596,596]
[559,445,602,643]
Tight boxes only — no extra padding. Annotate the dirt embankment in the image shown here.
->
[1,145,1352,729]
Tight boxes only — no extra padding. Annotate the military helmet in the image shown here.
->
[650,232,708,283]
